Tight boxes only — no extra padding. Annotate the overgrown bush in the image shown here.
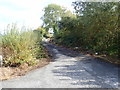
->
[54,2,119,58]
[1,24,47,67]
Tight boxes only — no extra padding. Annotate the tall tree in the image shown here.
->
[41,4,65,34]
[72,2,119,49]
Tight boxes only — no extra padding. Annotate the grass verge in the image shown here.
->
[0,24,51,80]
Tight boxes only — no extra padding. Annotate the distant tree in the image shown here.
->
[41,4,65,35]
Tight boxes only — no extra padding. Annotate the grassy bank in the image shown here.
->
[1,24,47,67]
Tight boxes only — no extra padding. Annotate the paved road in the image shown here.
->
[1,42,120,88]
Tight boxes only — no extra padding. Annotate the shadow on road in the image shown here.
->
[44,42,120,88]
[52,59,119,88]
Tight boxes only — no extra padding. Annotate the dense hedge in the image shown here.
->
[54,2,119,58]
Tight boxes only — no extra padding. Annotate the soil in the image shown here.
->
[0,58,51,81]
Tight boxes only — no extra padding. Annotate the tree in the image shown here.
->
[55,2,119,58]
[41,4,65,35]
[72,2,119,56]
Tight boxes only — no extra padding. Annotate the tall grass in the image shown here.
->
[1,24,46,67]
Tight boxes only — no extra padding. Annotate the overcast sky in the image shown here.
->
[0,0,75,33]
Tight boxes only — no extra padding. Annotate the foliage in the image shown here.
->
[34,27,52,38]
[53,2,119,58]
[1,24,47,67]
[41,4,66,35]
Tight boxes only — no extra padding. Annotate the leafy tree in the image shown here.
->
[41,4,65,35]
[72,2,119,56]
[54,2,119,58]
[41,2,119,59]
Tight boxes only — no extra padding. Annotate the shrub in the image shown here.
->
[1,24,46,67]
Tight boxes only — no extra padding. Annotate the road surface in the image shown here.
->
[1,42,120,88]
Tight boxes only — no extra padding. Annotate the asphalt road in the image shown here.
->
[1,42,120,88]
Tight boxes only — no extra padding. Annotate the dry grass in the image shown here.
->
[0,24,51,80]
[0,58,51,81]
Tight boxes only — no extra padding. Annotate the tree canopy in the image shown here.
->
[41,2,119,59]
[41,4,64,32]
